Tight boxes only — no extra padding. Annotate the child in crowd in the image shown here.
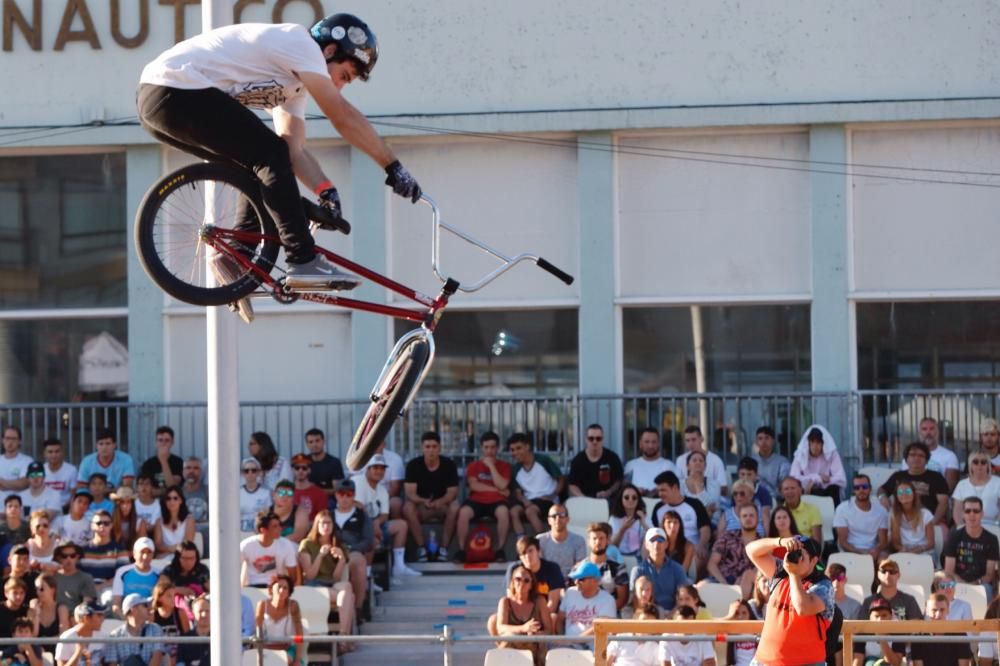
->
[658,605,717,666]
[87,474,114,517]
[606,606,660,666]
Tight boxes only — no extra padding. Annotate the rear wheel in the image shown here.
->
[135,162,280,306]
[346,336,431,471]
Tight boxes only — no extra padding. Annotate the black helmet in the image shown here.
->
[310,13,378,80]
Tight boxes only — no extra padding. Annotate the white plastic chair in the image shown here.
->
[242,586,268,608]
[856,466,895,495]
[564,497,610,536]
[897,582,926,610]
[41,653,54,666]
[800,495,835,542]
[696,582,742,618]
[241,648,288,665]
[826,552,875,595]
[193,531,204,555]
[888,552,935,596]
[292,585,332,634]
[955,582,989,619]
[545,648,595,666]
[101,619,125,635]
[485,647,536,666]
[643,497,658,519]
[842,582,865,604]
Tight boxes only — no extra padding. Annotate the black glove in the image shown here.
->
[317,186,342,218]
[384,160,422,203]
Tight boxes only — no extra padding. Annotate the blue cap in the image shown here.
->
[568,561,601,580]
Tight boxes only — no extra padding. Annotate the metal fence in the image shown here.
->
[2,388,998,471]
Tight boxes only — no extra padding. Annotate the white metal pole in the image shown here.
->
[201,0,241,663]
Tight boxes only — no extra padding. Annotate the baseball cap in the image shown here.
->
[365,454,388,469]
[26,462,44,476]
[133,536,155,555]
[567,561,601,580]
[644,527,666,543]
[793,535,823,559]
[73,489,94,501]
[290,453,311,466]
[240,457,261,470]
[9,544,28,556]
[274,479,294,491]
[122,593,150,614]
[76,600,108,617]
[335,478,356,493]
[869,598,892,612]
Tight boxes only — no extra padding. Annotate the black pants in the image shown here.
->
[137,84,315,263]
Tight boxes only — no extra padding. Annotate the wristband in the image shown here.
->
[313,179,334,196]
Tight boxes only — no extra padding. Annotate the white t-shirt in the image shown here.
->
[135,498,162,528]
[355,478,390,518]
[952,476,1000,524]
[899,445,959,475]
[55,626,107,663]
[895,507,934,549]
[22,486,62,517]
[54,513,91,545]
[514,457,559,500]
[44,462,78,506]
[676,450,730,490]
[833,498,889,550]
[658,639,716,666]
[625,457,677,493]
[240,535,297,586]
[140,23,329,119]
[607,635,660,666]
[560,587,617,637]
[654,500,700,544]
[0,452,34,482]
[239,485,272,532]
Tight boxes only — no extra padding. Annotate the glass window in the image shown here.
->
[622,304,812,393]
[0,153,127,309]
[393,309,579,397]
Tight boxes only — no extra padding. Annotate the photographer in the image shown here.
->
[746,534,836,666]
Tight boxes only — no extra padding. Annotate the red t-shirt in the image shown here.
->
[294,485,328,521]
[466,459,512,504]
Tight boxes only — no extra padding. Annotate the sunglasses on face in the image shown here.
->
[27,473,43,479]
[587,436,603,442]
[965,508,983,514]
[293,466,310,472]
[972,460,990,466]
[335,490,354,497]
[732,491,748,497]
[275,489,294,498]
[166,496,182,502]
[93,521,111,527]
[59,553,80,560]
[36,523,49,529]
[896,488,914,496]
[853,483,871,490]
[622,494,639,500]
[939,581,956,589]
[242,468,260,474]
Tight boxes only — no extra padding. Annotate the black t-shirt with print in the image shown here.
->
[942,526,1000,583]
[567,448,624,496]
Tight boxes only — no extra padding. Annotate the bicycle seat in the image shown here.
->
[301,197,351,235]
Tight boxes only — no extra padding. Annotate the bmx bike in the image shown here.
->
[133,161,574,470]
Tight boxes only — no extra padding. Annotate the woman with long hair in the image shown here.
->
[494,564,553,666]
[297,510,356,653]
[662,510,694,574]
[747,572,770,619]
[256,573,305,665]
[249,431,291,490]
[110,486,141,555]
[26,510,57,573]
[889,479,934,556]
[609,484,650,557]
[952,451,1000,527]
[161,540,210,597]
[725,600,757,666]
[767,505,800,539]
[675,584,712,619]
[621,574,665,619]
[151,578,191,660]
[683,450,722,523]
[29,573,69,651]
[153,485,196,556]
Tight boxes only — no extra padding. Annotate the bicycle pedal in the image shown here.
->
[227,298,255,324]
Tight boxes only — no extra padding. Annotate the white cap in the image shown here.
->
[133,536,155,555]
[122,593,150,614]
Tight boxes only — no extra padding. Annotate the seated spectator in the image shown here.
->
[134,473,163,534]
[159,539,210,597]
[752,426,790,497]
[952,451,1000,527]
[351,441,406,519]
[717,479,766,539]
[354,454,420,576]
[658,605,718,666]
[567,423,624,500]
[31,572,70,648]
[1,616,42,665]
[577,522,628,610]
[181,456,209,524]
[240,510,300,587]
[54,542,97,611]
[176,594,211,666]
[22,462,61,520]
[907,417,960,491]
[878,442,950,525]
[682,450,722,524]
[27,510,58,573]
[255,574,304,665]
[662,510,695,574]
[931,570,972,620]
[303,428,345,504]
[43,438,78,510]
[55,601,108,666]
[911,594,975,666]
[493,563,554,666]
[239,457,270,533]
[0,494,29,545]
[87,474,114,516]
[724,601,757,666]
[835,473,889,562]
[748,572,769,619]
[248,431,290,490]
[0,425,33,492]
[888,479,934,556]
[455,432,512,563]
[500,535,566,622]
[297,510,356,651]
[768,505,801,540]
[290,453,327,521]
[140,425,184,495]
[606,605,660,666]
[675,584,712,619]
[330,479,372,617]
[402,432,459,561]
[154,485,197,556]
[268,480,308,544]
[106,593,167,666]
[81,510,128,592]
[4,544,36,601]
[652,472,711,569]
[778,476,823,544]
[621,574,665,619]
[150,579,189,656]
[676,426,730,496]
[943,496,999,596]
[76,428,135,490]
[111,537,160,618]
[851,597,905,666]
[624,428,677,498]
[0,576,30,636]
[736,457,773,524]
[509,433,564,535]
[609,484,651,557]
[707,503,758,598]
[629,527,689,613]
[979,418,1000,474]
[538,504,587,577]
[54,490,92,546]
[827,563,861,621]
[858,558,923,621]
[558,561,616,638]
[110,486,142,556]
[790,425,846,505]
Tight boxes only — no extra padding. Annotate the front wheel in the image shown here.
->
[346,336,431,471]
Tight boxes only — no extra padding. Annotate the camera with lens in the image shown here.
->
[785,549,803,564]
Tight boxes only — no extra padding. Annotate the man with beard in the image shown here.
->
[624,428,676,498]
[574,522,627,610]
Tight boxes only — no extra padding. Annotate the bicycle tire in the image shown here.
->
[346,335,431,471]
[135,162,280,306]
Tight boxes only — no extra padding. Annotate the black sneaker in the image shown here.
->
[453,549,466,563]
[494,549,506,562]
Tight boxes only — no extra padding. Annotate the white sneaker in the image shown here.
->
[371,581,384,593]
[210,253,254,324]
[395,563,423,577]
[285,254,360,290]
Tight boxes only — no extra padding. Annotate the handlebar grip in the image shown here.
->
[536,257,575,285]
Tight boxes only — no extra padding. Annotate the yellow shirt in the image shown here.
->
[788,501,823,537]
